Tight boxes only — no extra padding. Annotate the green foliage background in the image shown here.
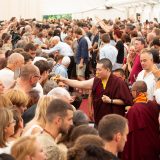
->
[43,14,72,20]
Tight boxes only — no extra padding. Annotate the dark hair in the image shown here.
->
[121,33,131,43]
[1,33,8,41]
[5,50,14,58]
[20,52,33,63]
[151,37,160,47]
[97,58,112,71]
[24,43,36,52]
[3,34,11,43]
[69,125,98,143]
[149,48,160,64]
[113,68,125,77]
[0,153,15,160]
[13,48,24,53]
[53,29,61,37]
[74,28,83,35]
[135,37,146,45]
[27,89,40,108]
[126,24,135,31]
[34,60,50,75]
[132,81,147,93]
[98,114,127,141]
[0,58,7,70]
[0,40,3,48]
[68,145,114,160]
[46,99,73,122]
[48,31,53,37]
[101,33,110,43]
[73,110,89,126]
[130,30,138,38]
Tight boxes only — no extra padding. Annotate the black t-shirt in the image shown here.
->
[116,40,124,64]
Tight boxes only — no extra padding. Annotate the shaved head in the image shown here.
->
[132,81,147,93]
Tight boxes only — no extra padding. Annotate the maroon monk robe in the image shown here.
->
[123,101,160,160]
[92,74,133,125]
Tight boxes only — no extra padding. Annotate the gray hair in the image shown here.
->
[7,53,24,65]
[47,87,71,101]
[61,56,70,66]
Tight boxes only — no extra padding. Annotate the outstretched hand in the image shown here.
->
[50,75,66,83]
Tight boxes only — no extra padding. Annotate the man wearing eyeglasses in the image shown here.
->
[14,64,40,94]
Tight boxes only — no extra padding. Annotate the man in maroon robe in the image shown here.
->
[92,73,133,125]
[123,81,160,160]
[59,58,133,125]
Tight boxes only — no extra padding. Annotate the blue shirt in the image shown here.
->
[54,65,68,78]
[75,36,89,64]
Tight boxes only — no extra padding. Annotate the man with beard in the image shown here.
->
[14,64,40,94]
[37,98,73,160]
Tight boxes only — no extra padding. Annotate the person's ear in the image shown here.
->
[54,116,62,126]
[115,132,122,143]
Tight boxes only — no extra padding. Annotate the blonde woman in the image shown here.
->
[23,95,55,136]
[0,94,12,108]
[0,108,15,153]
[5,89,28,114]
[11,136,46,160]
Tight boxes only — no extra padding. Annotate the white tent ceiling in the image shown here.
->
[42,0,106,15]
[0,0,160,20]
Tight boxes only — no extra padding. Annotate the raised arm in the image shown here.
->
[59,77,94,90]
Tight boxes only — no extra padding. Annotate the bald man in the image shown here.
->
[15,64,40,94]
[123,81,160,160]
[0,53,24,90]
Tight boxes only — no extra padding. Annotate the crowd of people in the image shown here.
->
[0,16,160,160]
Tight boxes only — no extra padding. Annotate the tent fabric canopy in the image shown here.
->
[0,0,160,21]
[42,0,106,15]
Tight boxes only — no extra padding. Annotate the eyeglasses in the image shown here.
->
[33,75,41,79]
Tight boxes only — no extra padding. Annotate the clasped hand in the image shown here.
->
[102,95,111,103]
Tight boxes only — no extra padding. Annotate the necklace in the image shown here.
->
[43,129,55,139]
[5,66,13,71]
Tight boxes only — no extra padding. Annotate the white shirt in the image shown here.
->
[0,68,14,89]
[23,124,43,136]
[43,42,74,56]
[154,89,160,104]
[85,36,92,57]
[136,70,156,100]
[99,43,118,67]
[33,82,44,97]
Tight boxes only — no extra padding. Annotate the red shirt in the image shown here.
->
[129,54,142,84]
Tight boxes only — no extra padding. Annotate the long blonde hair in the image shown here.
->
[34,95,55,127]
[0,108,13,147]
[11,136,37,160]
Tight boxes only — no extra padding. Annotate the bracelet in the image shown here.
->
[110,99,113,104]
